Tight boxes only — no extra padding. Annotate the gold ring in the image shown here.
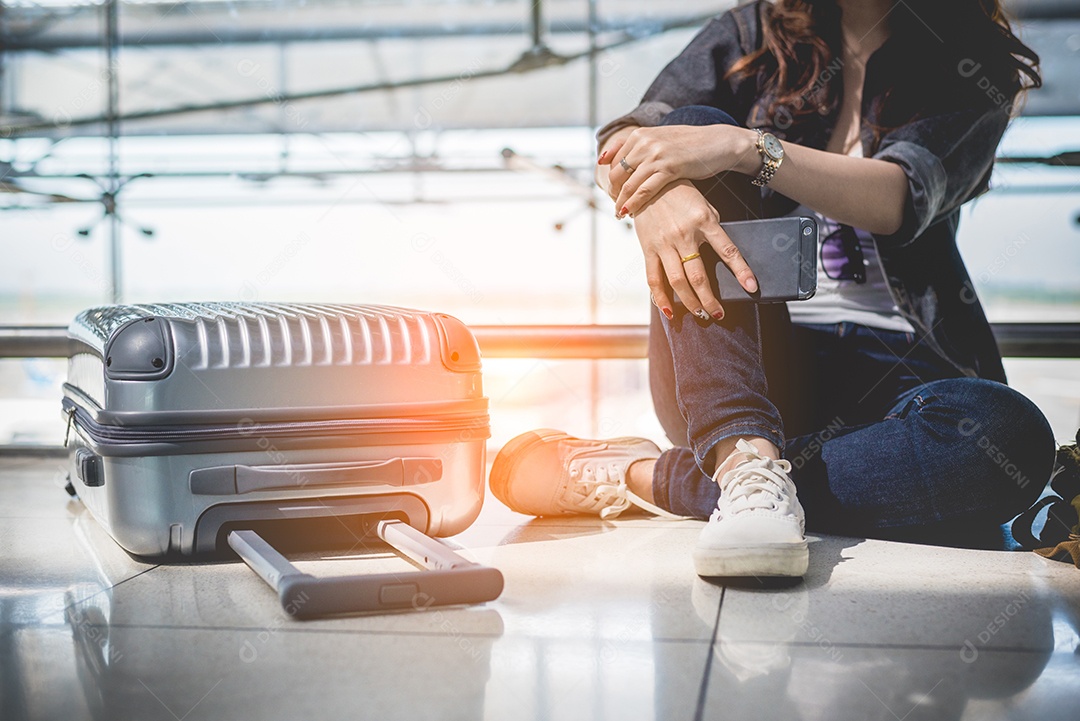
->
[680,252,701,263]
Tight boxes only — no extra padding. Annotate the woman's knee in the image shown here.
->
[661,105,741,128]
[932,379,1055,509]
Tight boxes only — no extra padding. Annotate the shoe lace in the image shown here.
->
[713,456,794,518]
[568,459,688,521]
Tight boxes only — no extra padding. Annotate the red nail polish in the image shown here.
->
[662,307,674,320]
[713,311,724,321]
[620,206,629,217]
[598,150,608,164]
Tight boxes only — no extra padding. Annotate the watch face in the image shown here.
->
[763,134,784,160]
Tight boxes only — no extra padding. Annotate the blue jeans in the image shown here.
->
[648,106,1055,549]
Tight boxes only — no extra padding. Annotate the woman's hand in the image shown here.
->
[629,179,758,321]
[599,124,757,218]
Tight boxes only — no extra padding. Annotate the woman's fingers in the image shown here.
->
[603,137,634,200]
[681,254,726,320]
[703,224,759,294]
[615,171,670,218]
[597,136,627,166]
[609,135,648,209]
[631,179,731,323]
[658,247,725,321]
[607,154,636,202]
[609,151,639,202]
[644,253,675,319]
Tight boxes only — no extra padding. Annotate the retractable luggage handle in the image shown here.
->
[228,522,504,619]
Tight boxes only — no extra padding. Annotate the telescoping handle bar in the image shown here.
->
[228,521,503,619]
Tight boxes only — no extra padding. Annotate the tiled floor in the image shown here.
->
[2,453,1078,721]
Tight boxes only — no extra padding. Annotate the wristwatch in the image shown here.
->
[752,128,784,187]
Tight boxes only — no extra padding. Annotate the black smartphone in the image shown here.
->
[704,216,818,302]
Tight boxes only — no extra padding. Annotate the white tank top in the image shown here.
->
[783,137,915,333]
[785,205,916,333]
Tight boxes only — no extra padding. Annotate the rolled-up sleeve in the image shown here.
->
[596,9,754,150]
[872,106,1011,247]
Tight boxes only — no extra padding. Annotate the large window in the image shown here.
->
[2,0,1078,447]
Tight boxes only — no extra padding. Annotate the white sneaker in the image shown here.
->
[693,439,808,577]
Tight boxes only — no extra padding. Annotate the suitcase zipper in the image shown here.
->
[62,398,489,446]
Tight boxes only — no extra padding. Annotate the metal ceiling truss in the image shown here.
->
[0,9,714,136]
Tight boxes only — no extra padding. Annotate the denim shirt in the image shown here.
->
[598,0,1012,383]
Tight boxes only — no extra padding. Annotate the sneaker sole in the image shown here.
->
[692,542,809,578]
[488,428,570,515]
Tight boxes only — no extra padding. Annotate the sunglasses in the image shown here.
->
[820,223,866,284]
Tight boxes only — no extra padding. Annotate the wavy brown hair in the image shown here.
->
[728,0,1042,147]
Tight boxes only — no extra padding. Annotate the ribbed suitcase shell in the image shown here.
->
[63,302,490,557]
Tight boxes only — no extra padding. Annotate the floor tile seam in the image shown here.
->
[0,622,1057,654]
[694,585,725,721]
[0,514,81,519]
[27,564,162,625]
[773,640,1058,654]
[8,622,511,639]
[0,621,79,630]
[1,620,722,644]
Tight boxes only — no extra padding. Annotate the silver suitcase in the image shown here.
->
[63,302,502,616]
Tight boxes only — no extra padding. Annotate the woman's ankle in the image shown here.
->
[712,437,780,478]
[627,458,658,504]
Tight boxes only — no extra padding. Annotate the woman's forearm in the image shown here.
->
[603,122,909,235]
[728,127,908,235]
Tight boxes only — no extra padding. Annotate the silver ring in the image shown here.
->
[619,157,635,173]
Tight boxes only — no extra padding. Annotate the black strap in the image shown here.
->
[1011,495,1073,550]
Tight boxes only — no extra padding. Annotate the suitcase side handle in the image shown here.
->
[191,458,442,495]
[227,522,503,619]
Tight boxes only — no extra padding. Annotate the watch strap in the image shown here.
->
[752,128,781,188]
